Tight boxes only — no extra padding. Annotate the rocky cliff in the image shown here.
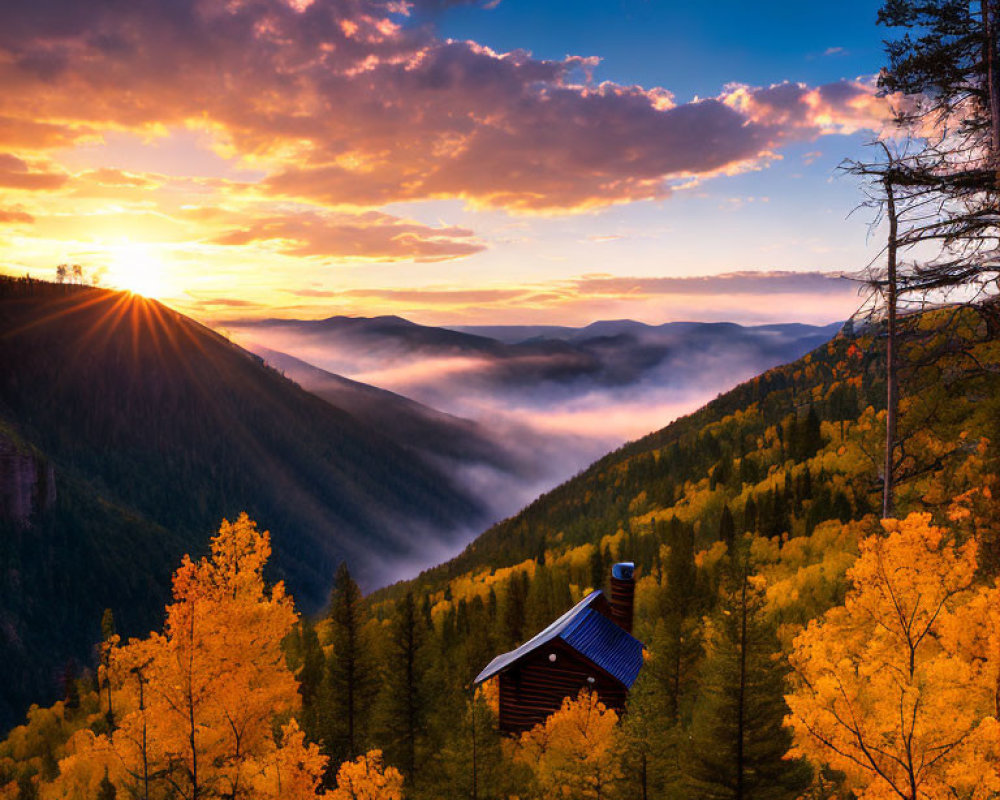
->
[0,435,55,523]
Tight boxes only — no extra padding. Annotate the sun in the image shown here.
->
[106,241,172,299]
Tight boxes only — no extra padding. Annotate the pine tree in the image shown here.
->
[296,618,326,743]
[525,564,554,635]
[99,608,117,726]
[687,540,811,799]
[323,562,379,769]
[618,660,686,800]
[718,505,736,551]
[589,545,605,592]
[743,497,757,534]
[380,592,430,789]
[501,572,529,647]
[657,518,700,722]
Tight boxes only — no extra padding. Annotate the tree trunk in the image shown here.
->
[736,566,748,800]
[982,0,1000,187]
[471,691,478,800]
[883,172,899,520]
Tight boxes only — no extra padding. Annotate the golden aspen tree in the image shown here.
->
[785,513,1000,800]
[54,514,318,800]
[516,689,621,800]
[329,750,404,800]
[247,720,329,800]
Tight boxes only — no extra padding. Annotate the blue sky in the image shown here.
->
[435,0,885,96]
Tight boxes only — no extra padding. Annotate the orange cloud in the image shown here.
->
[212,209,485,261]
[0,1,890,213]
[253,270,862,327]
[0,207,33,224]
[0,154,67,190]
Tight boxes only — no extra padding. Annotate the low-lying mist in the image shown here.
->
[226,315,842,577]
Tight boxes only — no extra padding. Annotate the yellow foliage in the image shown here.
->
[248,720,329,800]
[53,514,316,800]
[477,678,500,716]
[694,540,728,571]
[785,513,1000,800]
[329,750,404,800]
[515,690,620,800]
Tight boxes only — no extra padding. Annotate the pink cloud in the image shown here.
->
[212,209,485,261]
[0,153,67,190]
[0,0,890,212]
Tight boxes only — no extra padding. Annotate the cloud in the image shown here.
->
[212,209,485,261]
[0,116,89,149]
[249,270,862,327]
[0,207,34,224]
[0,0,890,213]
[0,154,67,190]
[568,270,855,296]
[79,168,159,188]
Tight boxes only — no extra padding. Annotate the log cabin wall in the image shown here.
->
[497,639,627,733]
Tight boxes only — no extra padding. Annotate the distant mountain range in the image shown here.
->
[227,315,843,393]
[226,314,843,441]
[448,319,842,345]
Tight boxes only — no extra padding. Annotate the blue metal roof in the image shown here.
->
[473,590,644,688]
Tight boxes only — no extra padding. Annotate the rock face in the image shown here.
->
[0,435,55,523]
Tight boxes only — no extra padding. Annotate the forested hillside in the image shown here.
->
[0,277,493,731]
[5,302,999,800]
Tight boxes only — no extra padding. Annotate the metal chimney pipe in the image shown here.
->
[609,562,635,634]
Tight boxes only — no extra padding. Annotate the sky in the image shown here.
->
[0,0,892,326]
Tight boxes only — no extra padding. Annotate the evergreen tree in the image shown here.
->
[100,608,116,726]
[322,562,379,770]
[718,505,736,551]
[440,692,505,800]
[501,571,529,648]
[380,592,430,789]
[296,618,326,743]
[658,518,700,722]
[525,564,554,635]
[687,540,811,799]
[743,497,757,534]
[739,455,759,487]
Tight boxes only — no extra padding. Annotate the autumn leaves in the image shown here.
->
[786,513,1000,799]
[33,507,1000,800]
[54,515,400,800]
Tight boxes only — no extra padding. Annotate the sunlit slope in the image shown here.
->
[0,278,488,728]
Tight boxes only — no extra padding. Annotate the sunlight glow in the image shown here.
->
[105,241,172,298]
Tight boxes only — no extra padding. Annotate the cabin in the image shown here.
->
[474,562,644,733]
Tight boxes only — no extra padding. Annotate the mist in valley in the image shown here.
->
[228,316,843,553]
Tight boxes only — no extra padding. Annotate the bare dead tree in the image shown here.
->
[877,0,1000,299]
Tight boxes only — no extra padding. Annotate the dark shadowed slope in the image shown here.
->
[254,345,519,470]
[0,278,490,730]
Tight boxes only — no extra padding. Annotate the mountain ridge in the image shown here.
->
[0,278,495,730]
